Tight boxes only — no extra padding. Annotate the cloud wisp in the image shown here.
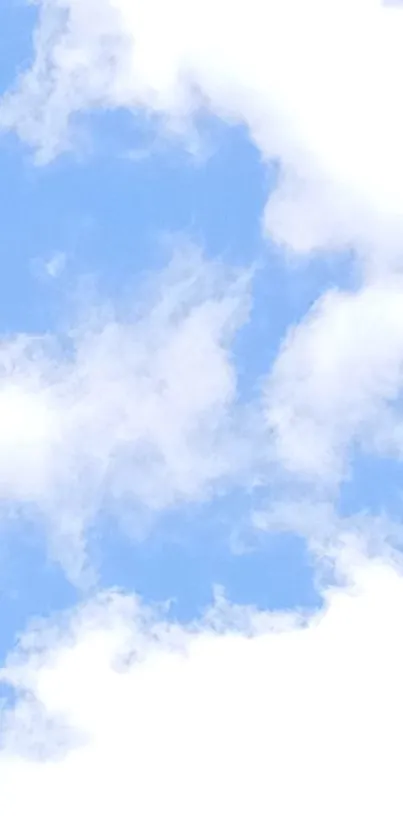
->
[0,247,253,581]
[264,276,403,486]
[1,8,403,835]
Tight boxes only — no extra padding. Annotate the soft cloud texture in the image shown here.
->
[2,0,403,259]
[6,1,403,524]
[1,6,403,836]
[264,276,403,485]
[1,549,403,838]
[0,247,252,580]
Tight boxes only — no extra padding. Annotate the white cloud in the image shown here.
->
[264,276,403,485]
[44,251,67,280]
[0,547,403,838]
[2,0,403,260]
[0,246,252,580]
[5,1,403,515]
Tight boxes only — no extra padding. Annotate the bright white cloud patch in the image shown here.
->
[265,276,403,485]
[2,0,403,260]
[0,247,252,580]
[1,553,403,838]
[1,6,403,835]
[5,0,403,521]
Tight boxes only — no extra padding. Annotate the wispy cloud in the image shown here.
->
[264,276,403,486]
[4,244,403,585]
[1,7,403,833]
[0,245,253,581]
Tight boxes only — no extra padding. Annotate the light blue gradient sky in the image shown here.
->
[0,1,401,665]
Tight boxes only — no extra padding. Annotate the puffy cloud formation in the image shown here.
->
[265,276,403,485]
[1,549,403,838]
[4,0,403,510]
[0,247,252,580]
[1,7,403,835]
[2,0,403,259]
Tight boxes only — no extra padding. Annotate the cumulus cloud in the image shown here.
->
[2,0,403,260]
[0,246,253,580]
[0,545,403,838]
[264,276,403,485]
[6,1,403,514]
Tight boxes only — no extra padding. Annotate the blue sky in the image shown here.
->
[1,2,403,837]
[0,75,337,643]
[0,110,325,665]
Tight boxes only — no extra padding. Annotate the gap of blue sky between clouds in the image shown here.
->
[0,0,402,645]
[1,3,403,837]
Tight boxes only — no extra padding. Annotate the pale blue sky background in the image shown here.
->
[0,0,399,692]
[2,5,403,836]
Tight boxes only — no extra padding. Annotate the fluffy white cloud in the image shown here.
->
[264,276,403,485]
[0,247,252,580]
[1,547,403,838]
[5,1,403,517]
[2,0,403,259]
